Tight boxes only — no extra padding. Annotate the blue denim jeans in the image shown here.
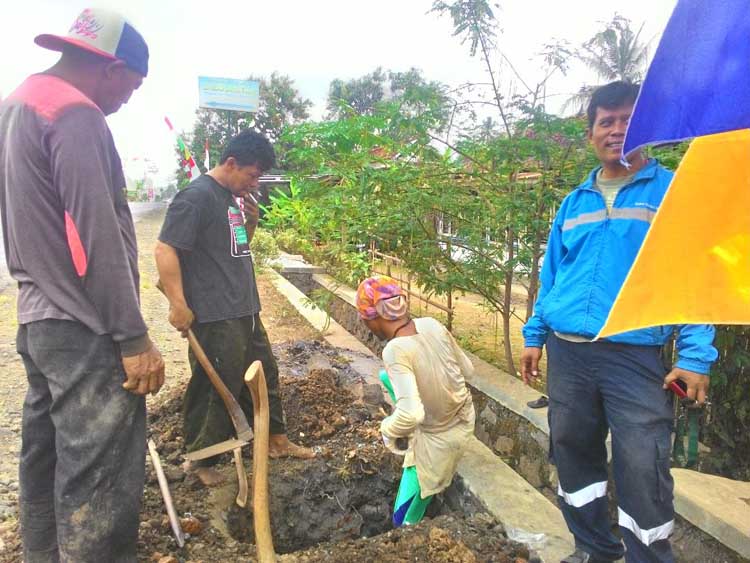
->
[17,320,146,563]
[546,334,675,563]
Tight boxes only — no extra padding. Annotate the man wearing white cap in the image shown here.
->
[0,8,162,562]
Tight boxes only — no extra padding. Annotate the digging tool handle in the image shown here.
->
[186,328,252,435]
[234,447,249,508]
[147,440,186,548]
[156,281,252,440]
[245,361,276,562]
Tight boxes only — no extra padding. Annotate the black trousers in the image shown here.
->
[16,320,146,563]
[547,335,675,563]
[183,314,285,465]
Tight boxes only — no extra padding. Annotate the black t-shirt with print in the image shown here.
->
[158,174,261,323]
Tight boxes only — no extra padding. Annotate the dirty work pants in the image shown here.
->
[16,320,146,563]
[546,335,675,563]
[183,314,285,465]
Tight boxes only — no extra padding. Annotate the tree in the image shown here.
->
[271,1,587,378]
[326,68,451,128]
[175,73,311,183]
[326,68,387,118]
[248,72,312,141]
[428,0,574,375]
[473,117,500,142]
[563,15,650,114]
[158,183,178,202]
[270,102,592,377]
[580,14,649,82]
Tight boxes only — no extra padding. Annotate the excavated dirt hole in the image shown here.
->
[212,340,434,553]
[220,452,404,553]
[139,340,531,562]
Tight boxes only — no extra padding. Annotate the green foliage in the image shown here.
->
[650,142,690,171]
[563,14,650,115]
[327,68,387,118]
[326,67,451,129]
[302,287,336,331]
[323,244,371,287]
[250,228,280,269]
[430,0,498,57]
[266,94,593,376]
[262,178,315,235]
[701,326,750,480]
[273,228,314,257]
[580,14,649,82]
[265,3,590,375]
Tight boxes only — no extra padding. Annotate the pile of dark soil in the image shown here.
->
[1,339,534,563]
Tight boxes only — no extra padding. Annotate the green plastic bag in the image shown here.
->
[380,370,433,526]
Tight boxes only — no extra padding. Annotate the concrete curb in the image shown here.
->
[672,469,750,559]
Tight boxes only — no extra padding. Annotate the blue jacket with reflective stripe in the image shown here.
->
[522,159,717,374]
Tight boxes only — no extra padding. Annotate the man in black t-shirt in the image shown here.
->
[155,130,314,486]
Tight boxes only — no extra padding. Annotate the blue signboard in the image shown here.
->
[198,76,260,112]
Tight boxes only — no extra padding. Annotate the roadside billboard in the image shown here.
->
[198,76,260,112]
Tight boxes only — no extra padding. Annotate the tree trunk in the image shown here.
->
[527,185,551,320]
[503,227,517,377]
[526,234,544,321]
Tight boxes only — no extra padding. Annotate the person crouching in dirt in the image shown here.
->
[356,276,475,526]
[155,130,314,487]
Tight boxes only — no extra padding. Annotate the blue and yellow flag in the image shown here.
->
[599,130,750,337]
[623,0,750,157]
[599,0,750,337]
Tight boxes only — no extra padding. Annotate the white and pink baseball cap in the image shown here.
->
[35,8,149,77]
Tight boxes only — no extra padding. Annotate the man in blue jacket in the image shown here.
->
[521,81,717,563]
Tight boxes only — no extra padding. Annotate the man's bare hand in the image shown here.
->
[169,301,194,337]
[521,346,543,385]
[122,344,165,396]
[663,367,710,406]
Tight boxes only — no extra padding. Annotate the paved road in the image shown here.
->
[0,202,165,290]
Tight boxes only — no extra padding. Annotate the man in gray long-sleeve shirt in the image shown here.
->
[0,9,164,562]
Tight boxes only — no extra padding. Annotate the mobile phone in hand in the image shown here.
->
[669,380,697,407]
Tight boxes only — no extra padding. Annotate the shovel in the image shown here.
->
[245,360,276,563]
[157,281,251,506]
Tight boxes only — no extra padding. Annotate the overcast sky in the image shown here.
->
[1,1,678,184]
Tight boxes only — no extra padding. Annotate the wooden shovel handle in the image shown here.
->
[185,329,246,427]
[245,361,275,562]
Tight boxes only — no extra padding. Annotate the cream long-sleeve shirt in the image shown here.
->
[381,317,475,497]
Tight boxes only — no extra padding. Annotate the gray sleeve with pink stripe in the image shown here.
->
[48,107,149,355]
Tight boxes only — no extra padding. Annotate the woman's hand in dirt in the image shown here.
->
[122,343,165,396]
[169,302,194,337]
[521,347,543,385]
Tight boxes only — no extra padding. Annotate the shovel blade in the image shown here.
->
[184,437,250,461]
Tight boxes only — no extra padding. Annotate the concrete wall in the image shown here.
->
[471,389,556,497]
[328,294,385,357]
